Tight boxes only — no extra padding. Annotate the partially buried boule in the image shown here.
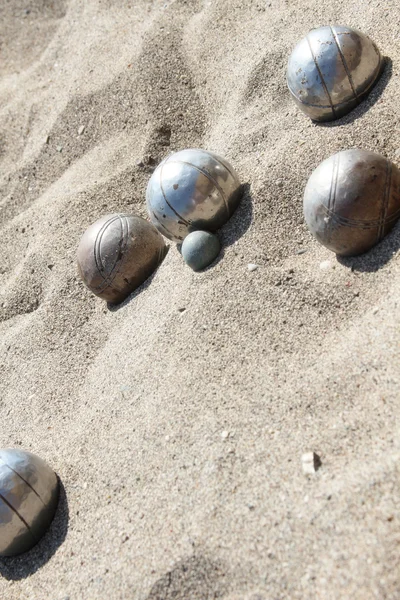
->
[146,149,242,242]
[181,231,221,271]
[287,25,383,121]
[77,213,167,303]
[303,149,400,256]
[0,449,59,557]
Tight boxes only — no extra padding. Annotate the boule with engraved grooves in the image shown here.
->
[0,449,59,557]
[146,149,242,242]
[303,149,400,256]
[287,25,383,121]
[77,213,167,304]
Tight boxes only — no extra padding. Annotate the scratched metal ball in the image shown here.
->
[287,25,382,121]
[304,149,400,256]
[146,148,242,242]
[181,230,221,271]
[77,213,166,304]
[0,449,59,557]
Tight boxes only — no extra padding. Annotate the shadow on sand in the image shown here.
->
[337,220,400,273]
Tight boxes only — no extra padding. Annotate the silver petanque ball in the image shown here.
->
[287,25,382,121]
[0,449,59,557]
[77,213,166,304]
[181,230,221,271]
[304,149,400,256]
[146,149,242,242]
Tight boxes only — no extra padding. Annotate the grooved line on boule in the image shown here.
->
[320,203,400,229]
[167,160,230,218]
[306,34,336,118]
[327,154,337,214]
[0,492,37,541]
[378,160,392,241]
[164,150,237,182]
[92,214,131,293]
[93,215,129,292]
[289,55,382,110]
[331,26,358,102]
[94,215,120,281]
[151,209,182,240]
[148,180,185,239]
[0,460,45,507]
[159,161,191,226]
[327,153,340,243]
[326,154,336,243]
[205,151,238,192]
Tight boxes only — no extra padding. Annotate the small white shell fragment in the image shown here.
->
[301,452,320,474]
[319,260,332,270]
[247,264,258,272]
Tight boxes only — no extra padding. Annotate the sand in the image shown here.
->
[1,0,400,598]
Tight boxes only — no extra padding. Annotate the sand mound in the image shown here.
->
[1,0,399,598]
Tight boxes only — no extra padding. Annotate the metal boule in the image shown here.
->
[287,25,383,121]
[0,449,59,557]
[303,149,400,256]
[77,213,167,304]
[146,148,242,242]
[181,230,221,271]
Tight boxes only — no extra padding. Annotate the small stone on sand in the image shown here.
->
[247,264,258,272]
[319,260,332,270]
[181,231,220,271]
[302,452,321,474]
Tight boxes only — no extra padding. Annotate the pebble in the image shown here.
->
[78,125,85,135]
[247,263,258,272]
[221,430,229,440]
[296,248,307,255]
[181,231,220,271]
[301,452,321,474]
[56,145,63,153]
[372,307,379,314]
[319,260,333,270]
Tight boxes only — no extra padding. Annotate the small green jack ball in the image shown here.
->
[181,231,220,271]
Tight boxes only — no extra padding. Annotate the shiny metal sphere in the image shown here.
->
[146,149,242,242]
[304,149,400,256]
[181,230,220,271]
[77,213,166,304]
[287,25,382,121]
[0,449,59,557]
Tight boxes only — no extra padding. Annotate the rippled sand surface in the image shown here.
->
[1,1,399,598]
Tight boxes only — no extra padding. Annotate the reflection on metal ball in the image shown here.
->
[181,230,221,271]
[303,149,400,256]
[146,149,242,242]
[77,213,167,304]
[287,25,382,121]
[0,449,59,557]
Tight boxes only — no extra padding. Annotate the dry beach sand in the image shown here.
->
[1,0,400,598]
